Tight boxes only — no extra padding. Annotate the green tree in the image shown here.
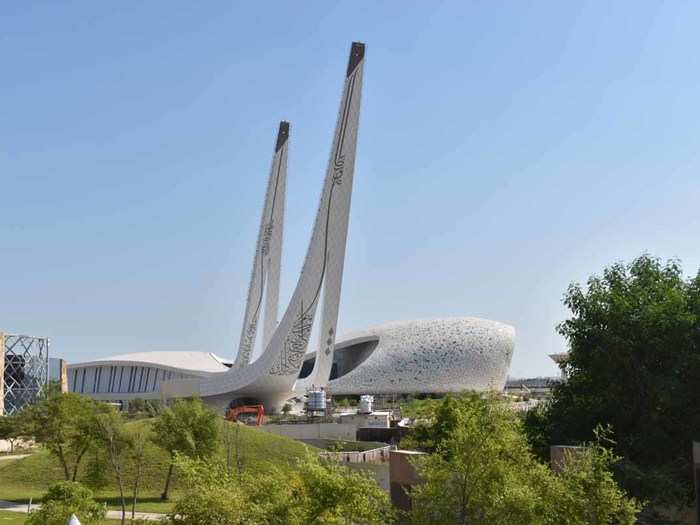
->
[552,427,641,525]
[128,428,149,523]
[39,380,63,401]
[403,395,462,453]
[295,454,393,525]
[126,399,162,419]
[23,393,98,481]
[151,397,219,500]
[0,412,22,453]
[92,404,131,525]
[166,453,393,525]
[542,255,700,504]
[409,393,555,524]
[82,446,111,491]
[25,481,106,525]
[165,457,275,525]
[87,405,150,525]
[408,393,639,525]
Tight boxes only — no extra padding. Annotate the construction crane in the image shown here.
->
[225,404,265,426]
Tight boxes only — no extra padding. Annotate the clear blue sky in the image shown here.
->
[3,2,700,378]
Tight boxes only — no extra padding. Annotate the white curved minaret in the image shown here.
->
[199,43,365,408]
[233,121,288,368]
[266,42,365,385]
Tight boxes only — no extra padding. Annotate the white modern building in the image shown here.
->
[68,43,515,412]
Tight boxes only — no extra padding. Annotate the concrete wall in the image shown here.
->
[261,422,356,441]
[320,445,392,464]
[60,359,68,394]
[389,450,425,513]
[338,412,391,428]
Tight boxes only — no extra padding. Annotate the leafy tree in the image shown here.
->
[25,481,106,525]
[281,402,292,415]
[92,403,131,525]
[408,393,639,525]
[327,440,346,453]
[23,393,98,480]
[403,395,462,453]
[552,426,641,525]
[126,398,162,419]
[521,403,552,460]
[165,457,278,525]
[87,404,150,525]
[0,412,22,453]
[408,393,555,524]
[151,397,219,500]
[295,454,393,525]
[82,446,111,491]
[39,380,63,401]
[166,453,394,525]
[128,428,149,523]
[542,255,700,504]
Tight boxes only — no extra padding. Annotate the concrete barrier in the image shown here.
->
[320,445,393,464]
[261,422,356,441]
[389,450,425,513]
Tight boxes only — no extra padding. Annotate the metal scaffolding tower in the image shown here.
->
[1,333,49,415]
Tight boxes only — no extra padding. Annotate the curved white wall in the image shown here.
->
[325,317,514,395]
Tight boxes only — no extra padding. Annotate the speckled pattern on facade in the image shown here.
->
[326,317,514,395]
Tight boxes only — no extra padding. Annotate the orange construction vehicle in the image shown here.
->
[225,404,266,426]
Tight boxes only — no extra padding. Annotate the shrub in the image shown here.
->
[25,481,106,525]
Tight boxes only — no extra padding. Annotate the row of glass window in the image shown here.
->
[69,365,184,394]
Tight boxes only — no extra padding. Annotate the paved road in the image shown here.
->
[0,499,166,521]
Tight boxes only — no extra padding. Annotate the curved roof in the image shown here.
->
[70,351,231,374]
[68,317,515,391]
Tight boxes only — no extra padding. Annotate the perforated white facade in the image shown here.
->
[323,318,514,395]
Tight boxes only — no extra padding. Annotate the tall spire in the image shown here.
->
[233,121,288,368]
[264,42,365,383]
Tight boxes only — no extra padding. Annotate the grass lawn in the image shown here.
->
[0,510,123,524]
[0,419,313,513]
[0,511,26,525]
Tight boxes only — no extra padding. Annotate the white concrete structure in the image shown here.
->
[233,121,288,368]
[67,316,514,410]
[67,43,515,412]
[302,318,514,395]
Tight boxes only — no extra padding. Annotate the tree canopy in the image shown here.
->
[408,393,640,525]
[540,254,700,504]
[0,412,22,453]
[25,481,106,525]
[151,397,219,499]
[21,393,99,481]
[166,452,393,525]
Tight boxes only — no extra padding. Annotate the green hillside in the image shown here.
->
[0,420,312,513]
[0,511,28,525]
